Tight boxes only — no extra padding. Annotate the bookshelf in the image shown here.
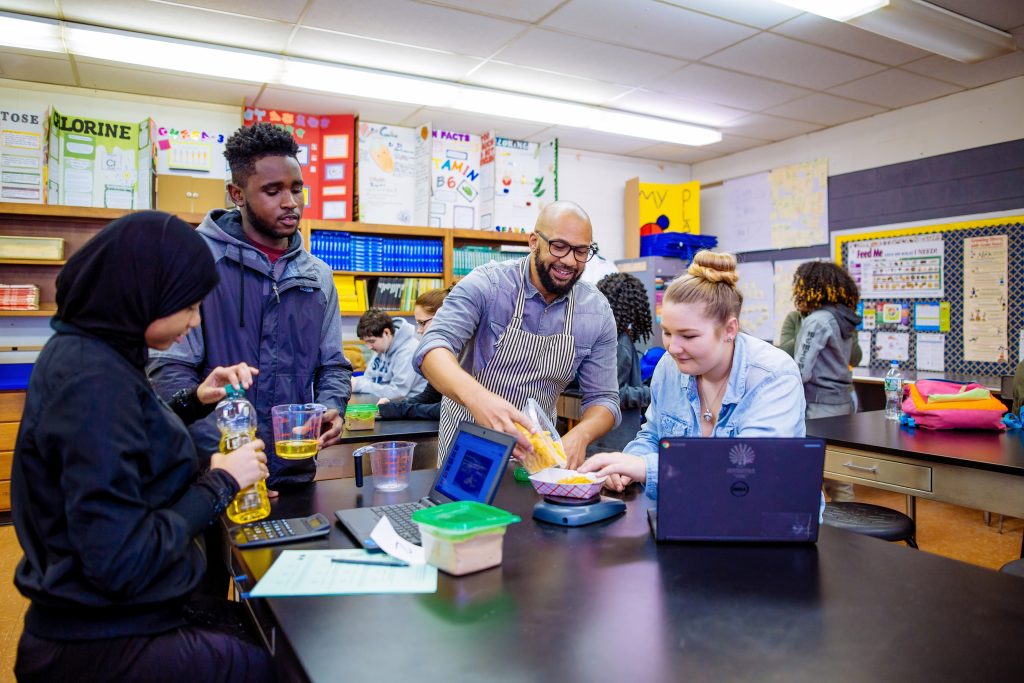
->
[0,205,534,317]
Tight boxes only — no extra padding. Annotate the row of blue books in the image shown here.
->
[310,231,444,273]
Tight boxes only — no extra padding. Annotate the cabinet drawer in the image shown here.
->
[0,451,11,479]
[0,422,18,451]
[825,449,932,492]
[0,480,9,511]
[0,391,25,422]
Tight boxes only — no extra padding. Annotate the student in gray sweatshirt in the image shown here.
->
[353,309,427,400]
[792,261,862,501]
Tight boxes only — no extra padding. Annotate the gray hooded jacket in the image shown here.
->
[794,305,861,405]
[354,317,427,400]
[147,209,352,485]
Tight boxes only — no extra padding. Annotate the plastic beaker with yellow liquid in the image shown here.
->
[218,385,271,524]
[271,403,326,460]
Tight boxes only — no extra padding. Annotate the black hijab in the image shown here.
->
[54,211,219,369]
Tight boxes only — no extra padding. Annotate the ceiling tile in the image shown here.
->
[625,143,724,164]
[606,89,750,126]
[256,86,423,122]
[659,0,801,29]
[302,0,525,58]
[764,93,886,125]
[928,1,1024,32]
[0,0,59,16]
[425,0,565,23]
[771,14,931,65]
[900,51,1024,89]
[541,0,757,61]
[721,113,822,141]
[405,107,552,140]
[289,27,483,81]
[60,0,294,52]
[0,50,76,86]
[74,60,261,105]
[828,68,963,108]
[463,62,633,105]
[161,0,307,23]
[704,32,886,89]
[542,125,673,155]
[713,134,772,153]
[494,28,686,86]
[644,63,811,110]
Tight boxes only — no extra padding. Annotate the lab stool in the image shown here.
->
[823,502,918,548]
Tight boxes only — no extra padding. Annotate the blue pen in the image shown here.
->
[331,557,408,568]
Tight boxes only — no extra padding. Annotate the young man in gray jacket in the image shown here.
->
[353,309,427,400]
[148,123,352,488]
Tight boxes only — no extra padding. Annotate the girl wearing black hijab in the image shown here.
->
[12,212,273,683]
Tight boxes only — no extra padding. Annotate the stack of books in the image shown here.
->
[0,284,40,310]
[333,275,367,315]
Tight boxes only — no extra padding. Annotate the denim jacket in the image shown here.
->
[622,333,806,499]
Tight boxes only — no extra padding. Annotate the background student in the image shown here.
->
[587,272,653,454]
[12,212,271,682]
[377,287,451,421]
[353,308,427,400]
[581,250,805,495]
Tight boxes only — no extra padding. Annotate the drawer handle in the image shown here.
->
[842,461,879,474]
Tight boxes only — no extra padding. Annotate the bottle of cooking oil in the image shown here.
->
[218,385,270,524]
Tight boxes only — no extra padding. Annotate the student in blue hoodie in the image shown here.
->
[354,308,428,400]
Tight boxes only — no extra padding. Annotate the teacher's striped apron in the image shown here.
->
[437,259,577,462]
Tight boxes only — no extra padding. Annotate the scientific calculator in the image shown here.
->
[229,513,332,548]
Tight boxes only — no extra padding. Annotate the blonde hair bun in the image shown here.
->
[686,250,739,286]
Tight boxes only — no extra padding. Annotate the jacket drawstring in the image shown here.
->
[238,249,245,328]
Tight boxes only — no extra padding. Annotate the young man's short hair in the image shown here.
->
[224,123,300,185]
[357,309,394,339]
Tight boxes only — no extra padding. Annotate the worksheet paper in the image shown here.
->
[249,549,437,598]
[916,333,945,372]
[876,331,909,362]
[963,235,1009,363]
[856,331,872,367]
[736,261,774,341]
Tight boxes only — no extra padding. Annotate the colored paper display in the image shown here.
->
[1,108,45,203]
[963,235,1008,363]
[430,128,482,229]
[846,235,944,299]
[480,135,558,233]
[637,180,700,236]
[357,121,431,226]
[46,108,152,209]
[736,261,774,341]
[875,331,909,362]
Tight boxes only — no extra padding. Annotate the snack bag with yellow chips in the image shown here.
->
[514,398,567,474]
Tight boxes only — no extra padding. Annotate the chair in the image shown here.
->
[1000,559,1024,578]
[822,502,918,548]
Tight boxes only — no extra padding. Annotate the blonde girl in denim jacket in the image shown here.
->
[581,250,806,497]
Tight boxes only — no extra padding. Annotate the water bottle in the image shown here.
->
[884,360,904,421]
[217,385,271,524]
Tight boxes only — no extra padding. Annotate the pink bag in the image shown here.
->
[900,379,1007,430]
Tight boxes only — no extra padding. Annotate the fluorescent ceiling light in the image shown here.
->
[771,1,889,22]
[64,24,280,82]
[847,0,1018,63]
[0,12,721,147]
[0,11,63,53]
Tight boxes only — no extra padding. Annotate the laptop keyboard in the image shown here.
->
[368,502,423,544]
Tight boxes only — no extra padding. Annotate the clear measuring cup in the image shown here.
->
[271,403,326,459]
[352,441,416,491]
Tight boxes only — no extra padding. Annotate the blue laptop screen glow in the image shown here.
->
[434,431,506,502]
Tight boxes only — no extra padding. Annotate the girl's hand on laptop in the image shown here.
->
[579,452,646,491]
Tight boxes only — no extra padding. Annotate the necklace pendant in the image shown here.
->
[702,408,713,423]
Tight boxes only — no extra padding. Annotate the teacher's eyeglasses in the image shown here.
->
[536,231,599,263]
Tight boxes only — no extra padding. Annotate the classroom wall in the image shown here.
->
[695,75,1024,245]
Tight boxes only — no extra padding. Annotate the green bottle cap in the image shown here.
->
[224,384,244,400]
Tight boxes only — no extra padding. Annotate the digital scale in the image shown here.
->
[532,493,626,527]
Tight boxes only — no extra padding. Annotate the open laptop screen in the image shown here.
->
[433,429,509,504]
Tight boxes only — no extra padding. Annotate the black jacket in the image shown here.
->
[376,383,442,421]
[12,325,239,640]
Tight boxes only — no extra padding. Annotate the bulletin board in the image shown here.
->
[834,214,1024,377]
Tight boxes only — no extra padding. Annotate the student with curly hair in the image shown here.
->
[588,273,653,453]
[148,123,352,490]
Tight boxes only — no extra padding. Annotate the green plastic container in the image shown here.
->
[345,403,378,416]
[412,502,521,575]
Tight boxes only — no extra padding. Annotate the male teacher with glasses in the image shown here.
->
[416,201,621,469]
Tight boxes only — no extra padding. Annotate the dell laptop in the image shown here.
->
[649,437,825,543]
[336,422,517,548]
